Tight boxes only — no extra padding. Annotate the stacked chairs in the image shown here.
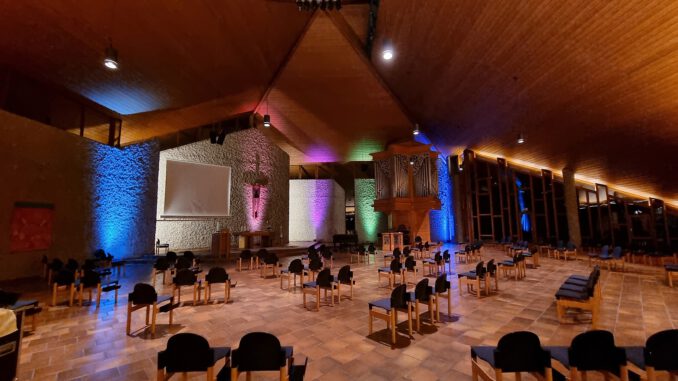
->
[302,268,338,311]
[499,252,525,280]
[555,266,601,328]
[336,265,355,301]
[281,259,305,291]
[172,268,200,305]
[76,269,120,307]
[367,284,413,345]
[624,329,678,380]
[471,331,554,381]
[665,263,678,287]
[157,332,230,381]
[409,278,434,333]
[378,258,403,289]
[433,274,452,321]
[227,332,294,381]
[546,330,628,380]
[126,283,175,338]
[204,267,231,303]
[237,249,253,271]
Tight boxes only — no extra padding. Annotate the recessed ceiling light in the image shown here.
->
[382,49,394,61]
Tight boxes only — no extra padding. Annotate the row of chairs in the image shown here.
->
[157,331,307,381]
[152,251,201,286]
[555,266,601,328]
[368,275,452,345]
[586,245,625,270]
[455,243,484,264]
[301,266,355,311]
[471,329,678,381]
[48,267,120,307]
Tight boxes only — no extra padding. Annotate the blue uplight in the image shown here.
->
[516,178,531,232]
[430,156,454,242]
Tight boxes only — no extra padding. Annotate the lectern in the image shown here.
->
[211,229,231,260]
[372,141,441,243]
[382,232,404,251]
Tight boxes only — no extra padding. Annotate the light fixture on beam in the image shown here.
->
[517,133,525,144]
[104,41,119,70]
[413,124,420,136]
[263,114,271,128]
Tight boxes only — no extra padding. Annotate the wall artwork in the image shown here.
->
[9,202,54,252]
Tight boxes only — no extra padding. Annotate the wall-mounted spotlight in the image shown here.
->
[263,114,271,128]
[517,133,525,144]
[413,124,420,136]
[104,42,119,70]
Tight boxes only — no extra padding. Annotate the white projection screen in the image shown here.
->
[163,160,231,217]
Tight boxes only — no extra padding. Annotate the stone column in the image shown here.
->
[450,160,465,243]
[562,167,582,246]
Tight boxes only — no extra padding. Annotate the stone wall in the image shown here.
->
[354,179,388,243]
[0,110,158,280]
[430,156,454,242]
[155,129,289,250]
[289,179,345,242]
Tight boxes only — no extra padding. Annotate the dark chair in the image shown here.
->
[126,283,174,337]
[546,330,628,380]
[485,259,499,293]
[471,331,553,381]
[350,246,364,264]
[499,252,525,280]
[288,357,308,381]
[173,268,200,305]
[455,245,472,264]
[238,249,253,271]
[321,249,334,269]
[555,267,601,328]
[302,268,338,311]
[383,247,402,266]
[157,332,230,381]
[458,261,488,299]
[422,251,444,276]
[204,267,231,303]
[46,258,64,285]
[152,257,171,286]
[175,256,193,271]
[336,265,355,301]
[50,269,76,307]
[76,269,120,307]
[378,259,403,289]
[588,245,608,266]
[305,256,323,281]
[281,259,305,291]
[255,249,268,269]
[227,332,291,381]
[66,258,81,276]
[368,284,413,345]
[666,263,678,287]
[166,251,178,266]
[433,274,452,321]
[625,329,678,381]
[261,252,280,278]
[409,278,434,332]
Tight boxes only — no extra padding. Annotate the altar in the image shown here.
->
[236,231,272,249]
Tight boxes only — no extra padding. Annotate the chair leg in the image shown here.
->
[390,311,397,345]
[78,284,84,307]
[151,303,158,338]
[96,284,102,308]
[415,301,421,332]
[368,309,373,334]
[69,284,75,307]
[126,302,132,335]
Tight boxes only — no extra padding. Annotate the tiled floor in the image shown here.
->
[9,245,678,380]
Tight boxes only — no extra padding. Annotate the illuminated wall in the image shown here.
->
[289,180,345,242]
[354,179,387,243]
[155,129,289,250]
[429,156,454,242]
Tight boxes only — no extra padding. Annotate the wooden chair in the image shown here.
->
[367,284,413,345]
[433,274,452,321]
[302,268,337,311]
[422,251,444,276]
[76,269,120,307]
[383,247,401,267]
[280,259,305,291]
[157,333,230,381]
[458,261,488,299]
[237,249,253,271]
[204,267,231,303]
[378,259,403,289]
[261,252,281,278]
[471,331,554,381]
[555,267,601,328]
[229,332,291,381]
[320,249,334,269]
[50,269,76,307]
[498,253,525,280]
[336,265,355,301]
[350,246,364,264]
[254,249,268,269]
[403,256,418,285]
[455,245,472,264]
[625,329,678,381]
[152,257,171,286]
[546,330,629,381]
[409,278,434,332]
[665,263,678,287]
[172,268,200,305]
[305,256,323,282]
[126,283,174,338]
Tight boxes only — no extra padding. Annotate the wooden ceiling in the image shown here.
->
[2,1,678,202]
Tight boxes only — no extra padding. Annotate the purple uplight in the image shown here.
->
[310,180,332,234]
[245,184,268,231]
[304,145,340,163]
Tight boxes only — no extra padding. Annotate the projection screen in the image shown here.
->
[163,160,231,217]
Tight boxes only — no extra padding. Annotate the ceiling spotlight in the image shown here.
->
[517,133,525,144]
[409,156,416,165]
[104,43,119,70]
[263,114,271,128]
[382,48,394,61]
[413,124,420,136]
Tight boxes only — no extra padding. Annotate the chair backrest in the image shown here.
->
[66,259,79,272]
[175,256,192,270]
[368,243,376,253]
[232,332,285,371]
[183,251,195,260]
[566,241,576,251]
[257,249,268,259]
[93,249,106,260]
[486,259,496,275]
[494,331,550,372]
[174,269,197,286]
[389,258,401,272]
[288,259,304,274]
[600,245,609,255]
[403,246,411,256]
[321,250,332,260]
[645,329,678,371]
[160,333,214,372]
[434,251,442,264]
[358,246,366,254]
[205,267,228,283]
[130,283,157,304]
[316,268,333,287]
[612,246,622,259]
[264,252,279,265]
[424,242,430,250]
[568,330,626,372]
[390,284,409,309]
[414,278,431,301]
[414,236,422,243]
[405,256,416,271]
[393,247,401,258]
[465,245,472,253]
[0,290,20,307]
[434,274,449,293]
[166,251,178,264]
[240,249,252,260]
[475,261,486,277]
[309,257,323,271]
[81,270,101,287]
[443,250,450,261]
[54,269,75,285]
[337,265,352,284]
[154,257,170,271]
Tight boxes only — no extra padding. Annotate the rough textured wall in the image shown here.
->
[0,110,158,280]
[155,129,289,250]
[354,179,387,243]
[430,156,454,242]
[289,179,345,242]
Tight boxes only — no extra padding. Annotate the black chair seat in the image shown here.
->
[624,346,645,369]
[213,347,231,363]
[555,289,588,300]
[283,346,293,360]
[302,281,317,288]
[567,274,589,282]
[156,295,172,304]
[378,267,392,273]
[470,346,496,366]
[545,346,570,368]
[368,298,392,311]
[559,283,587,293]
[102,283,121,292]
[666,264,678,272]
[500,260,515,266]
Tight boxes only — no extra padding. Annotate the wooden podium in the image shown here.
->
[382,232,404,251]
[211,229,231,259]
